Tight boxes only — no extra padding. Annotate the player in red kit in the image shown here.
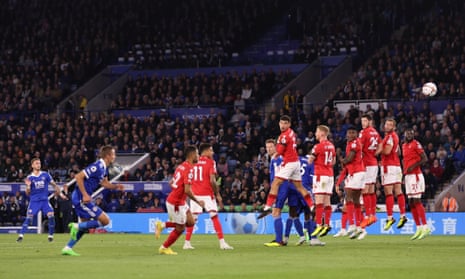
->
[359,114,381,228]
[184,143,233,250]
[376,118,407,230]
[402,128,430,240]
[258,115,314,219]
[155,146,205,255]
[340,126,366,239]
[308,125,336,237]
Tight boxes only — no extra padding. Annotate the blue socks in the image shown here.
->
[293,218,304,237]
[284,218,293,237]
[48,216,55,235]
[20,217,32,234]
[273,217,283,243]
[78,220,101,230]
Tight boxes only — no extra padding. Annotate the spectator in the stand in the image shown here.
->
[423,166,438,199]
[117,198,130,213]
[8,196,22,225]
[442,192,459,212]
[430,159,445,183]
[0,199,8,225]
[452,143,465,173]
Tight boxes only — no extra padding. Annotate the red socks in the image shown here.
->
[385,194,394,217]
[163,229,183,248]
[211,215,224,239]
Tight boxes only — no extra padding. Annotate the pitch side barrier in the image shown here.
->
[104,212,465,235]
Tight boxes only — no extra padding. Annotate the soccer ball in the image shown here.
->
[231,213,258,234]
[421,82,437,96]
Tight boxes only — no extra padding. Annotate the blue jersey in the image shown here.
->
[28,171,54,202]
[72,159,108,203]
[299,156,314,192]
[270,156,283,182]
[271,156,299,209]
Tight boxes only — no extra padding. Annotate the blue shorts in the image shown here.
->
[27,200,54,216]
[275,182,291,209]
[73,201,104,219]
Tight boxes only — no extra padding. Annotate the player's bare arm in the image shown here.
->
[407,152,428,173]
[307,154,316,164]
[24,177,31,195]
[185,183,205,208]
[75,171,91,203]
[211,174,223,205]
[101,177,124,191]
[380,142,393,155]
[341,150,356,168]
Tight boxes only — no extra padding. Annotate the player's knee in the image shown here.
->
[99,215,111,226]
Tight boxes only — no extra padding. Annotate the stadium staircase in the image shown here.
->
[236,16,300,65]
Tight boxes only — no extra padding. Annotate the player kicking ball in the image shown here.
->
[61,146,125,256]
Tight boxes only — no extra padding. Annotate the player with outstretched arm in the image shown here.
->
[17,158,64,243]
[61,145,125,256]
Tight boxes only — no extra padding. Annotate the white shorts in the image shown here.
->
[313,175,334,195]
[364,165,379,185]
[275,161,302,181]
[345,172,366,190]
[166,202,190,225]
[190,195,218,214]
[404,173,425,199]
[381,166,402,186]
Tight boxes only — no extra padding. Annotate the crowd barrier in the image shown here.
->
[105,212,465,235]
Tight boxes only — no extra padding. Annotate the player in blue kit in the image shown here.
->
[16,158,63,242]
[263,139,306,247]
[61,145,124,256]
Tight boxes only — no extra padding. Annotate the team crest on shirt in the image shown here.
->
[90,166,97,172]
[281,137,286,144]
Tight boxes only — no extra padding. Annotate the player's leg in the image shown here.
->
[350,189,365,239]
[258,177,285,219]
[334,204,348,237]
[17,202,37,242]
[361,185,371,228]
[44,201,56,242]
[287,205,305,245]
[345,189,356,234]
[265,177,284,208]
[62,216,89,256]
[383,184,396,230]
[184,198,202,249]
[294,181,314,209]
[159,205,189,255]
[393,183,407,228]
[368,183,378,225]
[264,207,285,247]
[311,194,325,237]
[319,194,333,236]
[203,196,233,249]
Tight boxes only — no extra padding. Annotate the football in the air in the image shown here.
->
[421,82,437,96]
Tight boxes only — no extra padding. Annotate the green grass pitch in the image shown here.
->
[2,234,465,279]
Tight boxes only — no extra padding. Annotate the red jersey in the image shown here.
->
[359,126,381,166]
[381,131,401,167]
[345,138,365,174]
[311,139,335,176]
[166,161,194,206]
[276,128,299,163]
[191,155,216,196]
[402,139,425,175]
